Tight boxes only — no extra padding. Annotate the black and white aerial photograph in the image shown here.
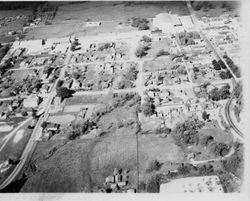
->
[0,0,249,199]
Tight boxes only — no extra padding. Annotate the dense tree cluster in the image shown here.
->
[124,66,139,82]
[0,72,43,98]
[0,44,10,62]
[179,31,200,46]
[141,98,156,117]
[219,70,233,80]
[65,120,96,140]
[223,55,241,78]
[208,84,231,101]
[191,1,217,11]
[56,86,74,99]
[173,117,205,146]
[210,142,230,157]
[141,35,152,43]
[131,17,149,30]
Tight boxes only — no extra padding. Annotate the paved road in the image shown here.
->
[190,146,234,165]
[0,48,72,190]
[186,1,238,83]
[225,93,244,141]
[186,1,244,142]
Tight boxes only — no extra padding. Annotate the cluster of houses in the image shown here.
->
[70,41,129,64]
[205,25,240,66]
[104,168,136,193]
[144,65,189,87]
[199,14,240,27]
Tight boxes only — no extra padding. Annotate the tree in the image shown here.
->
[42,39,45,45]
[156,49,170,58]
[56,79,64,88]
[141,102,155,116]
[210,142,230,157]
[21,111,28,116]
[41,121,48,129]
[193,67,199,73]
[56,87,74,99]
[135,46,148,58]
[70,43,77,51]
[202,111,210,121]
[212,59,221,70]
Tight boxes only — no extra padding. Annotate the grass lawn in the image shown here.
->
[65,94,113,106]
[24,1,189,40]
[0,119,32,162]
[53,2,189,23]
[143,57,173,72]
[21,96,139,192]
[145,38,171,58]
[11,70,34,81]
[138,134,185,182]
[198,127,233,145]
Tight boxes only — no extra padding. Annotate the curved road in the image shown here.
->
[225,94,244,140]
[0,51,72,190]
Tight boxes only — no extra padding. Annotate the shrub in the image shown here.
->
[135,46,148,58]
[156,49,170,58]
[21,111,28,117]
[138,23,149,30]
[131,17,148,28]
[146,160,162,173]
[210,142,230,157]
[141,35,152,43]
[98,43,111,51]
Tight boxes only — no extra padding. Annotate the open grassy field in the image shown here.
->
[145,38,171,58]
[23,1,190,40]
[0,9,32,43]
[21,101,139,192]
[199,128,233,145]
[138,134,185,181]
[143,57,173,72]
[0,119,32,162]
[53,2,190,22]
[65,94,113,106]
